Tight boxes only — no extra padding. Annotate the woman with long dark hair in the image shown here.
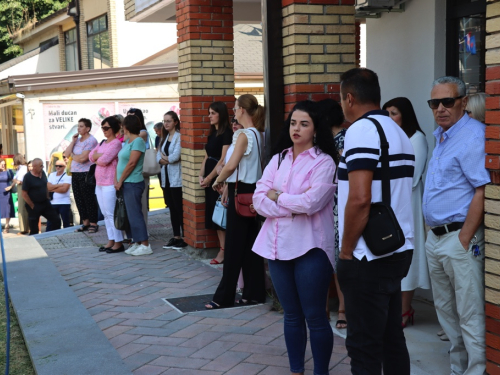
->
[206,94,266,309]
[383,97,430,328]
[253,100,337,375]
[157,111,186,250]
[198,102,232,264]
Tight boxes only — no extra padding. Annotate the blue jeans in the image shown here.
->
[268,248,334,375]
[122,181,148,243]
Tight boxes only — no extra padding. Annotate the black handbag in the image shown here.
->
[361,117,405,256]
[85,140,105,186]
[114,189,130,231]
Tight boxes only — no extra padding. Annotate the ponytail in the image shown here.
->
[237,94,266,131]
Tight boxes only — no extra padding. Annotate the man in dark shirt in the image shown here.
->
[22,158,61,235]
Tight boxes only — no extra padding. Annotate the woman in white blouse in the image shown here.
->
[383,97,431,328]
[206,94,266,309]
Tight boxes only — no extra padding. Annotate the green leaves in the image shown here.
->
[0,0,69,64]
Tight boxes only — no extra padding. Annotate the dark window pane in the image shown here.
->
[458,14,485,93]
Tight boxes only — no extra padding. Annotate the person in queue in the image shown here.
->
[424,77,489,375]
[22,158,61,235]
[63,118,99,233]
[0,159,15,233]
[253,100,337,375]
[337,68,415,374]
[46,159,71,230]
[157,111,186,250]
[199,102,232,264]
[116,115,151,256]
[466,92,486,122]
[90,116,124,253]
[7,154,29,234]
[383,97,431,328]
[205,94,266,309]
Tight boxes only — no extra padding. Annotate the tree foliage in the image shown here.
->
[0,0,69,64]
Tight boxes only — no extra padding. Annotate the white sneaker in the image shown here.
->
[131,244,153,256]
[125,243,140,255]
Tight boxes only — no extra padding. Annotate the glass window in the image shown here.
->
[458,15,485,94]
[65,28,79,71]
[87,15,110,69]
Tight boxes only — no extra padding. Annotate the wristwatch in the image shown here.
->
[274,190,282,202]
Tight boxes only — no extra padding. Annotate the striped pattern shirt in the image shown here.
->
[338,111,415,261]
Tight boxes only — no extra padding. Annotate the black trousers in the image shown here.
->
[163,184,183,237]
[71,172,98,223]
[26,200,61,235]
[337,250,413,375]
[212,182,266,307]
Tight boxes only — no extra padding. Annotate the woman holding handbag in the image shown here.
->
[89,116,124,253]
[253,100,337,375]
[199,102,232,264]
[157,111,186,250]
[206,94,266,309]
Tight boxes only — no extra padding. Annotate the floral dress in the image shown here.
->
[333,128,346,271]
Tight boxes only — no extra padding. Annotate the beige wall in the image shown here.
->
[82,0,108,21]
[21,28,59,52]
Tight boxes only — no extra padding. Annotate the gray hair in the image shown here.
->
[432,76,466,97]
[154,122,163,130]
[466,92,486,122]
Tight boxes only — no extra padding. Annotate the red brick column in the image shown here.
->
[176,0,235,249]
[281,0,356,114]
[484,1,500,373]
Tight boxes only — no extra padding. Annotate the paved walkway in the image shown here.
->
[35,213,350,375]
[5,210,450,374]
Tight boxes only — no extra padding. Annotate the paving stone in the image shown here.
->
[201,351,252,372]
[162,369,222,375]
[170,323,212,338]
[257,365,291,374]
[244,353,290,367]
[132,364,166,375]
[117,343,151,359]
[110,334,144,349]
[103,325,134,339]
[140,345,198,357]
[133,336,188,347]
[223,362,266,375]
[126,327,177,337]
[217,333,274,345]
[149,356,210,369]
[190,340,238,359]
[231,342,287,356]
[179,331,225,349]
[123,353,160,372]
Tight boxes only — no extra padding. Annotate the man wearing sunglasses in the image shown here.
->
[423,76,490,375]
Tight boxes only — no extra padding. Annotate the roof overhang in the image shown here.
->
[13,9,71,45]
[6,64,178,92]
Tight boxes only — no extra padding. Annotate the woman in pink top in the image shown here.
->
[89,116,124,253]
[253,101,338,375]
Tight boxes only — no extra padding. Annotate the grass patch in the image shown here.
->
[0,275,35,375]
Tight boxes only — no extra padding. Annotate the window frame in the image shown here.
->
[64,28,79,71]
[86,14,110,69]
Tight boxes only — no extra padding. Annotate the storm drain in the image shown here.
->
[162,293,243,313]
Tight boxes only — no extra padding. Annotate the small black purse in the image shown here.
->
[362,117,405,256]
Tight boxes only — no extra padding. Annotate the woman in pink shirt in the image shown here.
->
[253,100,338,375]
[89,116,124,253]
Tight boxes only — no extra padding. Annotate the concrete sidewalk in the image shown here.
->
[7,210,451,374]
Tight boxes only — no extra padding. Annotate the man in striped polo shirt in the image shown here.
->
[337,68,415,375]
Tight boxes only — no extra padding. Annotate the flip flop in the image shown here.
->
[210,259,223,265]
[205,301,222,310]
[75,225,90,232]
[88,224,99,233]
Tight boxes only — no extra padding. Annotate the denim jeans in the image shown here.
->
[337,251,413,375]
[122,181,148,243]
[268,248,334,375]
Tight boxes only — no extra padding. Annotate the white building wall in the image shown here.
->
[0,46,61,80]
[366,0,446,153]
[115,0,177,67]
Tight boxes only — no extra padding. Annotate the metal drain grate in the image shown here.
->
[162,293,243,313]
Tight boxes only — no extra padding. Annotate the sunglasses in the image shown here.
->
[55,165,65,168]
[101,126,111,131]
[427,96,463,109]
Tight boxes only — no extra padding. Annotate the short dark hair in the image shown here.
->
[340,68,381,106]
[317,98,344,129]
[79,118,92,130]
[123,115,142,135]
[101,116,121,134]
[382,97,425,138]
[127,108,146,130]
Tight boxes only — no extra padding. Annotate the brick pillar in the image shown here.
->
[176,0,235,249]
[58,26,66,71]
[79,4,89,70]
[282,0,356,114]
[107,0,119,67]
[485,1,500,373]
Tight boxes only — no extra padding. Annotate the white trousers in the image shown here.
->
[95,185,123,242]
[426,227,485,375]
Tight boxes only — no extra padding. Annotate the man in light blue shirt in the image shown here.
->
[423,76,490,375]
